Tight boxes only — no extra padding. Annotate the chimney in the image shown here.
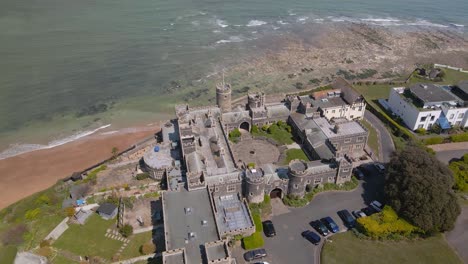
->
[334,124,340,134]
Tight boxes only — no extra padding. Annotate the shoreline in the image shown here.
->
[0,124,160,210]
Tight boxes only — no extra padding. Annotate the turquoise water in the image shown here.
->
[0,0,467,157]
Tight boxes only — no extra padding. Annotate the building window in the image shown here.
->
[342,168,350,173]
[456,121,461,126]
[418,124,424,129]
[344,138,351,143]
[314,178,322,184]
[430,116,435,121]
[306,180,311,184]
[249,192,253,196]
[357,136,364,142]
[215,187,219,192]
[458,113,465,119]
[450,114,455,119]
[294,184,298,189]
[350,115,354,119]
[219,178,224,183]
[420,116,427,122]
[358,107,362,111]
[227,185,236,192]
[354,144,363,149]
[332,110,335,113]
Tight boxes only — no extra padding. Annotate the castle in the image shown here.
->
[151,78,369,264]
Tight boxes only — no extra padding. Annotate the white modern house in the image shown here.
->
[387,83,468,131]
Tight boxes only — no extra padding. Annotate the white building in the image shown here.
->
[387,83,468,131]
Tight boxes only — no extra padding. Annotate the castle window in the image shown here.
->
[306,180,311,184]
[250,192,253,196]
[357,136,364,142]
[227,185,236,192]
[294,184,298,189]
[215,187,219,192]
[342,168,350,173]
[344,138,351,143]
[314,178,322,184]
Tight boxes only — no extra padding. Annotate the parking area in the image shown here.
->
[234,163,385,264]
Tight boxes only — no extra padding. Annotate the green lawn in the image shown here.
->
[252,128,294,145]
[120,231,153,259]
[360,120,380,156]
[0,245,17,264]
[54,214,122,259]
[284,148,309,164]
[50,254,79,264]
[322,232,462,264]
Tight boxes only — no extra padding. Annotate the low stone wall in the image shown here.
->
[434,63,468,73]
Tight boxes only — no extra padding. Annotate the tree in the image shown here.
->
[119,224,133,238]
[384,145,461,233]
[448,153,468,191]
[111,147,119,158]
[65,207,76,217]
[140,241,156,255]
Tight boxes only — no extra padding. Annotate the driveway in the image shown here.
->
[435,149,468,164]
[364,110,395,163]
[445,206,468,263]
[235,165,385,264]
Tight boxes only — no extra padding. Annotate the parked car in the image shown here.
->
[337,209,356,228]
[253,262,270,264]
[310,220,329,236]
[263,220,276,237]
[320,217,340,233]
[301,230,321,245]
[370,200,383,212]
[353,167,365,180]
[352,210,367,218]
[374,163,386,173]
[361,207,377,216]
[244,249,267,261]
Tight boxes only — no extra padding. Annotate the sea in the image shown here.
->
[0,0,467,159]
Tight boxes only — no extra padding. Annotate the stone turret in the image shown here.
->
[247,92,266,110]
[216,83,232,113]
[287,160,309,197]
[244,168,265,203]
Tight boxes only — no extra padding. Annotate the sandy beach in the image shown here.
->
[0,125,159,209]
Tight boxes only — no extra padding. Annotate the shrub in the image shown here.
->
[65,207,76,217]
[36,246,52,258]
[415,128,426,135]
[35,194,51,206]
[261,125,269,131]
[40,239,51,248]
[119,224,133,238]
[448,155,468,191]
[229,128,241,138]
[25,208,41,221]
[144,192,160,199]
[136,173,150,180]
[1,224,28,245]
[123,184,131,191]
[242,232,264,250]
[247,162,255,169]
[450,132,468,142]
[251,125,259,133]
[356,206,420,239]
[423,136,444,145]
[140,241,156,255]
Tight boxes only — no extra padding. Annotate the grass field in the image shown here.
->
[54,214,122,259]
[50,254,79,264]
[360,120,380,156]
[120,231,153,259]
[322,232,462,264]
[284,148,309,164]
[252,126,294,145]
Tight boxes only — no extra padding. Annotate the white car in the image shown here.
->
[352,210,367,218]
[370,200,383,212]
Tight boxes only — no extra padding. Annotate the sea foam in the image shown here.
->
[0,124,111,160]
[246,20,267,27]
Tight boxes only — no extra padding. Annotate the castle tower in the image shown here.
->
[244,168,265,203]
[287,160,309,197]
[216,83,231,113]
[247,92,266,110]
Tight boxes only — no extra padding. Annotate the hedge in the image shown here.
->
[423,136,444,145]
[356,206,420,239]
[365,101,414,140]
[242,232,264,250]
[450,132,468,142]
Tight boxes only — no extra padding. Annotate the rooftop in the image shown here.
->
[164,249,186,264]
[314,117,366,139]
[457,80,468,95]
[306,160,336,174]
[163,188,219,263]
[143,144,173,169]
[97,203,117,215]
[409,83,458,103]
[213,194,254,236]
[205,241,229,262]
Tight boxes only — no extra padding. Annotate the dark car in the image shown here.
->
[337,209,356,228]
[362,206,377,216]
[301,230,321,245]
[263,220,276,237]
[320,217,340,233]
[353,167,365,180]
[244,249,267,261]
[310,220,329,236]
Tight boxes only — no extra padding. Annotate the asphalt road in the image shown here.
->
[445,206,468,263]
[364,110,395,163]
[237,165,385,264]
